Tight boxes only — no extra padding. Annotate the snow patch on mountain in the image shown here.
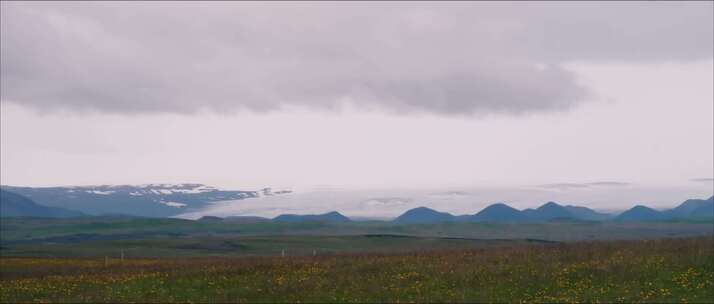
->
[257,188,293,197]
[158,201,187,208]
[50,184,295,199]
[85,190,115,195]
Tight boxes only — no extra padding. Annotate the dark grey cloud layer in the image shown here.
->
[1,2,712,115]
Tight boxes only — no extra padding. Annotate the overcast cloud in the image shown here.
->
[537,182,632,191]
[2,2,712,115]
[691,178,714,183]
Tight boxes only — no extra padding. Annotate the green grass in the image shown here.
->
[2,216,712,242]
[1,237,712,303]
[2,217,713,258]
[1,234,539,258]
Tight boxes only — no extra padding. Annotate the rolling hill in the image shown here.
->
[468,203,530,222]
[524,202,573,220]
[393,207,456,223]
[0,189,84,218]
[273,211,351,223]
[563,205,612,221]
[393,202,626,223]
[669,197,714,219]
[615,205,671,221]
[522,202,612,221]
[691,202,714,219]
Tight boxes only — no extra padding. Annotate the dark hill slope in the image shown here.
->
[564,205,612,221]
[0,189,84,218]
[394,207,455,223]
[530,202,573,220]
[615,205,671,221]
[670,197,714,218]
[468,203,529,222]
[273,211,351,223]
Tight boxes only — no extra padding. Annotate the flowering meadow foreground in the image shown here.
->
[1,237,712,303]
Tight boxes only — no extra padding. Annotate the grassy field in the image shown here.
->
[1,237,712,303]
[0,234,552,258]
[2,217,713,258]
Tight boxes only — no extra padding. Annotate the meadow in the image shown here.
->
[1,237,712,303]
[2,217,713,258]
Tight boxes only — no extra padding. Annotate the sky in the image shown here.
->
[1,2,712,214]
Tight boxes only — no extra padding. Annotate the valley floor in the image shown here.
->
[1,237,713,303]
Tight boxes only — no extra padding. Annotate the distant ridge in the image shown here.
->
[388,197,712,223]
[3,184,710,223]
[522,202,611,221]
[273,211,351,223]
[612,197,714,222]
[563,205,612,221]
[530,202,573,220]
[0,189,84,218]
[0,184,267,217]
[223,215,270,223]
[469,203,530,222]
[394,207,455,223]
[669,197,714,219]
[615,205,670,221]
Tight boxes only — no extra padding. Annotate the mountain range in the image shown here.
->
[614,197,714,221]
[0,184,277,217]
[391,197,713,223]
[0,189,84,218]
[614,205,671,221]
[1,184,711,222]
[390,201,614,223]
[232,196,712,223]
[393,207,455,223]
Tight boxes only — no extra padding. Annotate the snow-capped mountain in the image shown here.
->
[0,184,288,217]
[63,183,247,196]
